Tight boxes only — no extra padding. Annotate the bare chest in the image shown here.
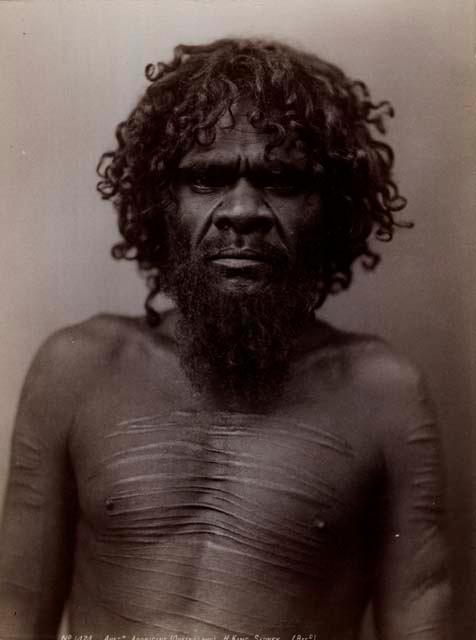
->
[72,406,380,569]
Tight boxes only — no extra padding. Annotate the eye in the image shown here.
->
[256,170,311,196]
[187,169,231,194]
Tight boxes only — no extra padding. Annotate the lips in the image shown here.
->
[208,248,267,270]
[210,248,270,263]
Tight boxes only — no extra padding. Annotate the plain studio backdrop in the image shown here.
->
[0,1,474,638]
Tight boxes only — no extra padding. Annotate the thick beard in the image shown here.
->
[164,245,316,410]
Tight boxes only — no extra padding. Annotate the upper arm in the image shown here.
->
[0,329,84,638]
[370,357,451,639]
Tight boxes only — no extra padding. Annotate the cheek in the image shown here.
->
[302,193,322,225]
[279,194,321,243]
[165,197,197,251]
[174,189,220,244]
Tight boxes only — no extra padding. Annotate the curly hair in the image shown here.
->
[97,38,410,326]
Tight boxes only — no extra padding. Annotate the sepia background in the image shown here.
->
[1,1,474,638]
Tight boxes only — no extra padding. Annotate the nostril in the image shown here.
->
[257,217,273,233]
[244,216,273,235]
[215,218,232,232]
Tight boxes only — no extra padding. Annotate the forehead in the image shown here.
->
[179,104,307,167]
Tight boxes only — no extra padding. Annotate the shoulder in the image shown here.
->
[31,313,140,374]
[27,311,179,396]
[344,332,424,397]
[302,320,432,434]
[343,329,436,451]
[20,314,152,415]
[303,320,422,388]
[14,314,160,447]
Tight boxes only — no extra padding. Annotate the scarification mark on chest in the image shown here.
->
[108,410,355,457]
[83,410,359,565]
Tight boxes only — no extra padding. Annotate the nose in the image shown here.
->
[212,178,273,235]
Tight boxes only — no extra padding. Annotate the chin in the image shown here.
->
[214,274,271,296]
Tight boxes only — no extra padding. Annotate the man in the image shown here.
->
[0,39,450,639]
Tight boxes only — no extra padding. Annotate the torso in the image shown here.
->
[66,312,388,640]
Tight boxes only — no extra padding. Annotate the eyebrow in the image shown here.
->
[178,157,240,172]
[177,157,308,174]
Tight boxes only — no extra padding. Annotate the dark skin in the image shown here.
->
[0,109,450,640]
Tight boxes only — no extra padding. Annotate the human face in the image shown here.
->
[171,105,320,294]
